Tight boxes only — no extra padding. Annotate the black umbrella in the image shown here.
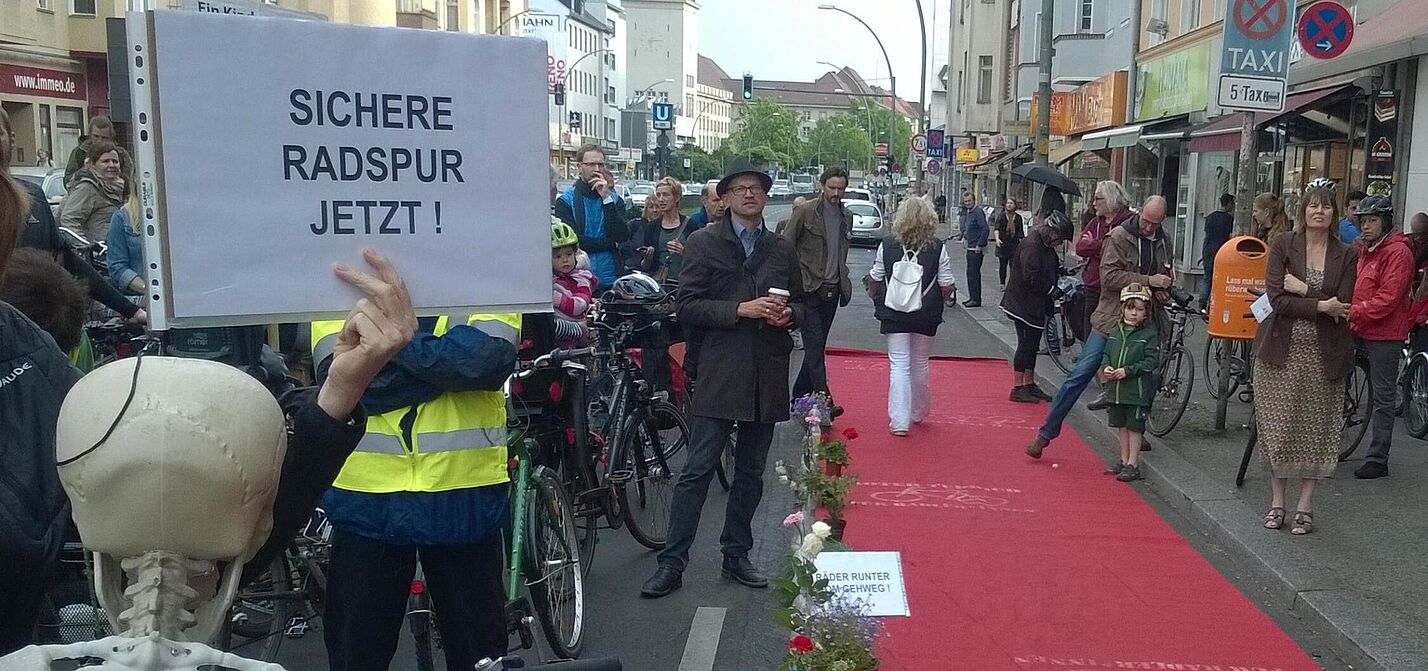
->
[1011,164,1082,198]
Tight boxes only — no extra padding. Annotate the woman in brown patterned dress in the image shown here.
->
[1253,185,1357,535]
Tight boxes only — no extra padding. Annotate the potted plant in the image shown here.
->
[805,470,857,541]
[775,519,882,671]
[812,427,856,477]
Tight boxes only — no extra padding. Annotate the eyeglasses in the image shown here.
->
[728,185,767,196]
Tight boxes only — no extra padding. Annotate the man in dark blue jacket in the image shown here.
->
[686,181,727,232]
[554,145,630,288]
[961,192,990,307]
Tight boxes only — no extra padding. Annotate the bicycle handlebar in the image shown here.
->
[514,347,595,379]
[476,657,622,671]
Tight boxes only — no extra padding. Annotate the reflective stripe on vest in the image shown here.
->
[309,313,521,494]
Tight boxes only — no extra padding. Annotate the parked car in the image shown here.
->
[843,188,872,202]
[10,166,67,219]
[629,184,655,209]
[771,179,791,196]
[848,201,885,246]
[682,182,702,196]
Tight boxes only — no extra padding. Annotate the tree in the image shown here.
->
[806,114,872,171]
[728,98,805,170]
[848,100,913,169]
[675,143,722,183]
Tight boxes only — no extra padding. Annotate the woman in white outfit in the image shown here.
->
[866,197,958,436]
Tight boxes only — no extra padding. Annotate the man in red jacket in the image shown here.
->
[1349,196,1414,479]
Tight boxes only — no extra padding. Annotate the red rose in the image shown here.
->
[842,427,860,440]
[821,433,833,443]
[789,634,815,654]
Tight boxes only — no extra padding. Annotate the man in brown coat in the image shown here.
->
[1028,195,1171,458]
[781,167,852,416]
[642,159,805,598]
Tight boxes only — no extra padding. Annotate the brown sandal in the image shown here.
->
[1263,507,1286,530]
[1291,510,1314,535]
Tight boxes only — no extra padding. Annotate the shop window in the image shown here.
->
[56,106,83,167]
[71,0,96,14]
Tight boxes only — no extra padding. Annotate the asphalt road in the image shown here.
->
[267,210,1346,670]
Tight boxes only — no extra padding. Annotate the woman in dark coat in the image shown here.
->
[993,197,1026,286]
[866,197,958,437]
[1001,211,1074,403]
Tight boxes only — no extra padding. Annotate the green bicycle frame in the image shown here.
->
[505,426,534,602]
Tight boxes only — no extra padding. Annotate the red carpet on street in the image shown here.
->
[824,348,1321,671]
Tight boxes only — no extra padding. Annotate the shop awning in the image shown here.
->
[964,145,1031,174]
[1049,139,1084,166]
[1290,0,1428,87]
[1185,83,1360,152]
[1080,124,1144,150]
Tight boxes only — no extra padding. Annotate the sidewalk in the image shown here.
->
[945,245,1428,671]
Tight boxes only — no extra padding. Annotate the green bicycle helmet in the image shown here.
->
[551,219,579,249]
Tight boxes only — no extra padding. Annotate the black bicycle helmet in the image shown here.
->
[1353,195,1394,223]
[1044,210,1074,242]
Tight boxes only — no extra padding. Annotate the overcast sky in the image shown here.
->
[698,0,949,106]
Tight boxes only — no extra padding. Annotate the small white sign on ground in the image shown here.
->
[812,551,910,617]
[129,10,551,328]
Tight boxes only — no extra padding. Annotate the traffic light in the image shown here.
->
[568,111,581,131]
[742,73,753,101]
[553,82,565,107]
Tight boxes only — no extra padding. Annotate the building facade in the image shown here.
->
[623,0,699,141]
[693,55,731,152]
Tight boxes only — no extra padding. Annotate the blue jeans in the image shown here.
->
[1039,330,1109,441]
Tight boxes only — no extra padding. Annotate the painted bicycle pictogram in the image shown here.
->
[870,486,1011,507]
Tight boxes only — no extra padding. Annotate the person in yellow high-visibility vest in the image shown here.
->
[311,308,519,671]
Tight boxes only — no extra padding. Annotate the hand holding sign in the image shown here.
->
[316,248,418,421]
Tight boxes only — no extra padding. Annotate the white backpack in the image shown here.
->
[885,249,928,313]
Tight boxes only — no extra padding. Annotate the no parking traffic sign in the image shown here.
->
[1217,0,1295,113]
[1297,1,1354,60]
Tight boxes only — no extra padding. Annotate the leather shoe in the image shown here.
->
[1029,386,1054,402]
[830,404,845,419]
[1354,461,1388,479]
[962,300,981,308]
[1025,435,1049,459]
[721,557,769,588]
[1086,393,1110,412]
[640,566,683,598]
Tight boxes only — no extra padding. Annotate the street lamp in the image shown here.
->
[629,78,675,107]
[493,8,533,35]
[818,2,927,188]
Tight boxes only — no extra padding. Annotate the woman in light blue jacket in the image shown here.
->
[106,193,145,295]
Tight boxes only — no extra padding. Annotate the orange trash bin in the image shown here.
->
[1207,236,1268,339]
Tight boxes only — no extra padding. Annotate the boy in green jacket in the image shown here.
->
[1099,283,1160,482]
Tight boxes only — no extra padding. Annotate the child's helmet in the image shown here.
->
[1120,283,1152,303]
[552,220,579,249]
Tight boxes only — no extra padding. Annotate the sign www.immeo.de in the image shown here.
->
[128,10,552,329]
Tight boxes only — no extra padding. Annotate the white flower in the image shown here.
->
[811,521,832,539]
[775,461,787,476]
[779,474,791,485]
[799,533,825,560]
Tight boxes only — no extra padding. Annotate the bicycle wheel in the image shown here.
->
[525,465,585,659]
[715,433,735,492]
[1236,407,1258,487]
[616,402,688,550]
[1404,354,1428,439]
[1203,337,1243,401]
[1046,314,1080,375]
[407,595,438,671]
[1147,346,1194,438]
[219,554,295,662]
[1338,358,1373,461]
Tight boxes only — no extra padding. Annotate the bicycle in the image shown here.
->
[1235,356,1372,487]
[1044,267,1085,375]
[504,348,591,659]
[1334,340,1428,462]
[587,315,690,550]
[1203,334,1255,402]
[1145,287,1198,438]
